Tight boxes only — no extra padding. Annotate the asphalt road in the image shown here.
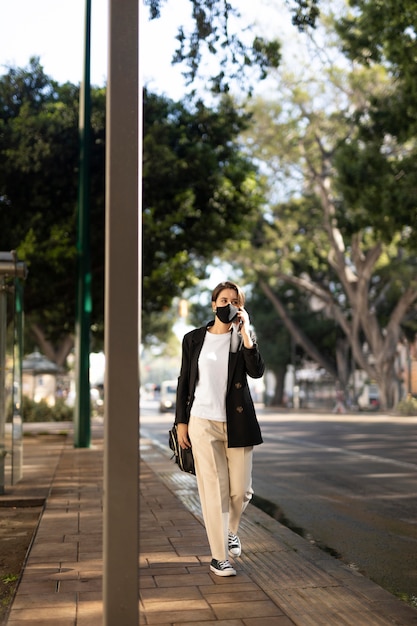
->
[139,402,417,607]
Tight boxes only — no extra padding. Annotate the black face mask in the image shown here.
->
[216,303,239,324]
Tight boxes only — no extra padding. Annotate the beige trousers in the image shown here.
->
[188,414,253,561]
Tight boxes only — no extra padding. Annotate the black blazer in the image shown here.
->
[175,322,264,448]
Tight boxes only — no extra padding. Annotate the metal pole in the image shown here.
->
[103,0,139,623]
[0,277,6,494]
[74,0,92,448]
[12,279,24,484]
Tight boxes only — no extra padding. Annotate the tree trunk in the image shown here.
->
[260,279,338,379]
[30,322,74,367]
[271,363,287,406]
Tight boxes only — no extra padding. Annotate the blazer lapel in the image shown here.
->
[227,329,243,394]
[189,327,206,391]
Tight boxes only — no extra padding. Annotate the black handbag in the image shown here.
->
[168,424,196,475]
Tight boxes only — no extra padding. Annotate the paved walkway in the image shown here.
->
[1,421,417,625]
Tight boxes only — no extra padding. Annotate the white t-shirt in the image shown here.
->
[191,330,230,422]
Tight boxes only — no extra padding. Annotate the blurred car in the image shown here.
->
[159,379,177,413]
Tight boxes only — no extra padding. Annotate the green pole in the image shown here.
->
[74,0,92,448]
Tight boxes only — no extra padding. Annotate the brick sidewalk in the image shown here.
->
[140,436,417,626]
[2,424,417,625]
[4,424,104,625]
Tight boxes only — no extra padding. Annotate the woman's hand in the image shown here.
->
[177,423,191,449]
[236,307,253,349]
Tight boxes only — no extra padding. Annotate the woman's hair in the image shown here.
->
[211,281,245,307]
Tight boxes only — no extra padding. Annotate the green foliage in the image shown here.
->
[334,1,417,249]
[8,396,73,422]
[0,59,267,350]
[0,58,105,349]
[396,394,417,416]
[142,89,263,319]
[233,34,417,406]
[145,0,281,93]
[188,298,212,328]
[289,0,320,30]
[337,0,417,83]
[1,574,18,585]
[248,287,293,368]
[251,278,338,359]
[141,307,179,351]
[334,137,417,247]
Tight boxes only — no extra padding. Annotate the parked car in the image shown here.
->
[159,379,177,413]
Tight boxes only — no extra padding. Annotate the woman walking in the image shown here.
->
[175,280,264,576]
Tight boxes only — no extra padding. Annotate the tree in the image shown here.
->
[0,58,106,365]
[141,0,417,409]
[336,0,417,104]
[247,284,339,406]
[142,88,264,339]
[333,1,417,248]
[0,61,266,355]
[231,49,417,410]
[144,0,281,94]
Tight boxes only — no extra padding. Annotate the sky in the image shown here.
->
[0,0,297,100]
[0,0,195,96]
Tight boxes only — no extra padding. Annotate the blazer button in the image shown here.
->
[236,406,244,413]
[235,382,242,389]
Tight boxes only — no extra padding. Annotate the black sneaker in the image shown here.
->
[210,559,236,577]
[228,531,241,557]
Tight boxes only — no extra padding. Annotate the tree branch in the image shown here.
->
[260,278,338,378]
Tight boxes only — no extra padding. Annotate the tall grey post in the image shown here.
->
[103,1,139,623]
